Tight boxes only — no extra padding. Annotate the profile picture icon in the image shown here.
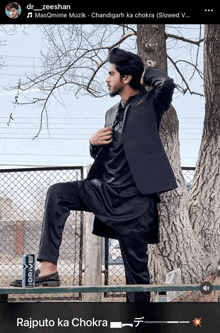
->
[5,2,21,19]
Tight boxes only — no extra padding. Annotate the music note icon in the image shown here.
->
[27,12,32,18]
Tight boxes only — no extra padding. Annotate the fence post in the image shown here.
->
[83,211,102,301]
[82,165,102,301]
[14,220,24,255]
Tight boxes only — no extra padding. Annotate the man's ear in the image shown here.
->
[122,75,132,84]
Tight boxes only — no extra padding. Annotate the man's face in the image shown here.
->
[9,8,18,18]
[106,64,124,97]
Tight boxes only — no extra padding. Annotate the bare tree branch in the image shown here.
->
[5,25,204,138]
[10,27,137,138]
[166,33,204,46]
[167,54,204,97]
[175,59,203,79]
[190,24,203,80]
[86,31,136,93]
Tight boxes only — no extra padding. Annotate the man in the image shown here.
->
[11,48,177,302]
[6,2,20,19]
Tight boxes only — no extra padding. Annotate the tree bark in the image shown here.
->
[137,24,212,284]
[188,25,220,263]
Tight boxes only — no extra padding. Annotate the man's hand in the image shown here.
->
[89,127,113,145]
[140,61,157,86]
[140,71,145,87]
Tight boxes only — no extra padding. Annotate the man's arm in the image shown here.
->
[89,126,113,159]
[142,67,175,113]
[89,142,102,159]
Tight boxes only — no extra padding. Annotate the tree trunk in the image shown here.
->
[188,25,220,265]
[137,24,212,284]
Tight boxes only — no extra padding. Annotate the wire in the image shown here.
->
[0,163,87,167]
[0,74,36,77]
[3,65,42,68]
[0,137,88,141]
[0,153,89,156]
[1,55,41,59]
[0,116,203,120]
[0,137,202,141]
[0,117,104,120]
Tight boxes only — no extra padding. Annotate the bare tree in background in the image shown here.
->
[9,25,204,137]
[6,24,220,284]
[188,25,220,260]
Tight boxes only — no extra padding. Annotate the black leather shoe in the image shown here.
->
[10,269,60,287]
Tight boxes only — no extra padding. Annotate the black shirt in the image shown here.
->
[102,98,138,195]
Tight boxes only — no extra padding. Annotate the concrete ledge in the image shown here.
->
[1,284,220,295]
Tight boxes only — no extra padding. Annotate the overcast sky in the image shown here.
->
[0,24,205,169]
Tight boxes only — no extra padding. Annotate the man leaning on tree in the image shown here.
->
[11,48,177,303]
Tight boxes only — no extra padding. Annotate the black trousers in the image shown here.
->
[37,181,150,302]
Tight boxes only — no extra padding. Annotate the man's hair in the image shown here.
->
[8,2,19,10]
[108,48,144,90]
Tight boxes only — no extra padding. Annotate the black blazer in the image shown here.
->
[87,67,177,195]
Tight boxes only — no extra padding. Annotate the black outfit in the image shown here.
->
[79,96,159,244]
[37,67,177,302]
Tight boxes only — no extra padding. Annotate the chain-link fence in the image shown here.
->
[0,165,196,302]
[0,166,83,302]
[104,167,196,298]
[181,167,195,191]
